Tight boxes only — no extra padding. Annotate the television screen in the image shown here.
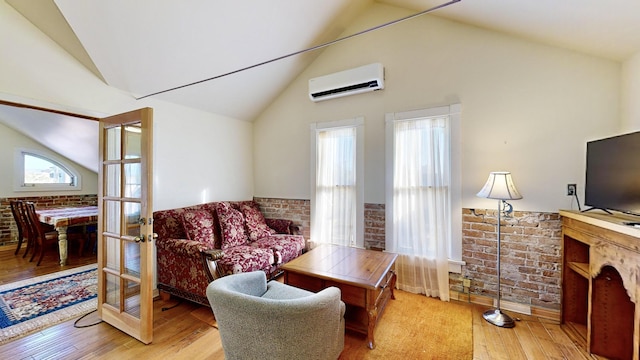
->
[585,131,640,216]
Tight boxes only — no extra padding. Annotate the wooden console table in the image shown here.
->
[560,210,640,360]
[281,244,397,349]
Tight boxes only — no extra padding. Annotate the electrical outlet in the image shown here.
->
[567,184,577,196]
[462,278,471,287]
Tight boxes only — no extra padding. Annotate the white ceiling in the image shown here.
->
[384,0,640,62]
[0,103,99,172]
[3,0,640,172]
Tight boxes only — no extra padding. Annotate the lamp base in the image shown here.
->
[482,308,515,328]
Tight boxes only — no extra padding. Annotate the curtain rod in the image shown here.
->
[136,0,462,100]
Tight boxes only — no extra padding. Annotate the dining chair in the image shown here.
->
[9,200,31,256]
[23,202,86,266]
[22,202,59,265]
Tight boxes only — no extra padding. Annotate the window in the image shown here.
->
[14,148,81,191]
[391,117,450,254]
[385,104,461,297]
[310,118,364,248]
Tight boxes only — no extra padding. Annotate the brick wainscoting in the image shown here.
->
[364,203,385,250]
[0,195,98,247]
[231,198,564,312]
[253,197,387,250]
[459,208,562,311]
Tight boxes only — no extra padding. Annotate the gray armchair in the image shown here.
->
[206,271,345,360]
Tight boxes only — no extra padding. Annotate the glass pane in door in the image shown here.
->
[124,241,141,277]
[124,125,141,159]
[105,272,121,308]
[124,163,141,198]
[106,164,121,197]
[124,202,141,236]
[124,279,141,317]
[105,236,120,271]
[104,200,121,234]
[106,127,121,161]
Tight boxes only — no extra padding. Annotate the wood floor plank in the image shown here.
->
[472,308,491,359]
[526,320,567,359]
[513,321,549,360]
[477,311,513,360]
[497,322,528,360]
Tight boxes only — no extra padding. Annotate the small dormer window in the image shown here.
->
[14,148,81,191]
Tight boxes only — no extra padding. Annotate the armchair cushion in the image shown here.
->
[215,202,248,250]
[239,203,276,241]
[181,209,216,247]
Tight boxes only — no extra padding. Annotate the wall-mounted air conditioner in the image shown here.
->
[308,63,384,102]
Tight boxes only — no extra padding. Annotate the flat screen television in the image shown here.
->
[584,130,640,216]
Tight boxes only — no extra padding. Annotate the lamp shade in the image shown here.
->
[477,171,523,200]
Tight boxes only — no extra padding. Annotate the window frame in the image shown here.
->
[385,104,462,272]
[310,117,365,248]
[14,147,82,191]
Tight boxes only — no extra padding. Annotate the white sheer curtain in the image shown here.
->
[388,116,451,300]
[315,127,357,247]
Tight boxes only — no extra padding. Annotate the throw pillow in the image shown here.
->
[181,210,216,248]
[240,203,275,241]
[215,202,249,249]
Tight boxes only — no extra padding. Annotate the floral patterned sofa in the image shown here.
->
[153,200,306,305]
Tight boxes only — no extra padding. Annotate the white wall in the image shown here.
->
[253,3,621,213]
[0,1,253,211]
[622,51,640,132]
[0,122,98,197]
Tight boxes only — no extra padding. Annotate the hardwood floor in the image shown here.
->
[0,242,96,285]
[0,244,598,359]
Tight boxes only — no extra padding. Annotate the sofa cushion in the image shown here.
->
[240,203,276,242]
[216,202,249,249]
[253,234,305,264]
[216,245,275,275]
[181,209,216,247]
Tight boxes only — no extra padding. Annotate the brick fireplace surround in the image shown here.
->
[1,195,562,318]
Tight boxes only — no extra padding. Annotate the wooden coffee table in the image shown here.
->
[281,244,397,349]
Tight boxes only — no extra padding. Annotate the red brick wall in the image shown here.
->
[250,198,563,311]
[0,195,98,246]
[254,197,387,250]
[364,203,385,250]
[460,208,562,310]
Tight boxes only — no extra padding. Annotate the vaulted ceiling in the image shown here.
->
[3,0,640,172]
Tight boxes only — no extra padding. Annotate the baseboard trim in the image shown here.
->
[449,290,560,322]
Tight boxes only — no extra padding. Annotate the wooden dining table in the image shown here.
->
[36,205,99,266]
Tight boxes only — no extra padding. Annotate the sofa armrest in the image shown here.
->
[156,238,213,257]
[289,224,302,235]
[265,218,293,234]
[202,249,225,282]
[203,248,225,260]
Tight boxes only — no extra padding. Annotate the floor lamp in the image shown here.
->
[477,171,522,328]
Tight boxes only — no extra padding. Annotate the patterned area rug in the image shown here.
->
[0,264,98,344]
